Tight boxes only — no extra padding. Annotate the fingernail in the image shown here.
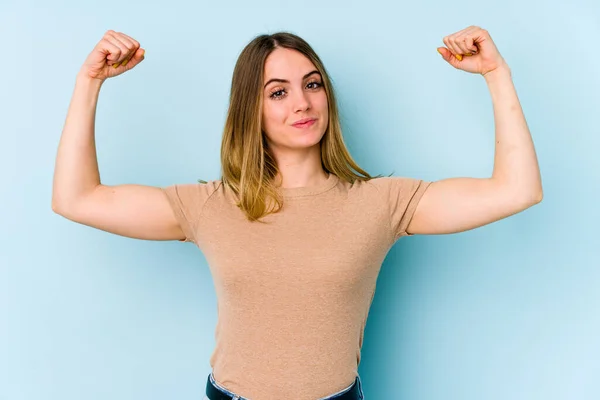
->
[113,62,121,69]
[122,58,129,67]
[456,54,463,61]
[437,48,443,56]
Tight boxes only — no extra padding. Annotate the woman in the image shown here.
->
[52,26,542,400]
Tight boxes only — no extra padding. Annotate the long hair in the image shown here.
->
[218,31,381,222]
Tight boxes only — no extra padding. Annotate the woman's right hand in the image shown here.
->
[79,30,145,82]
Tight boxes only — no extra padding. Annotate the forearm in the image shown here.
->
[485,66,543,202]
[52,73,104,210]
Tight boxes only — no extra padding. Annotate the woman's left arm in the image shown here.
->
[407,26,543,235]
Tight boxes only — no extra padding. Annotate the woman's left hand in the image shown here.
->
[437,26,507,76]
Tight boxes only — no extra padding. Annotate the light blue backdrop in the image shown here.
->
[3,0,599,399]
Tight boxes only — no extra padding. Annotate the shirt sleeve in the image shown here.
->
[161,181,220,243]
[373,176,432,240]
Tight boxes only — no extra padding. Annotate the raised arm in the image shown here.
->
[407,26,543,235]
[52,30,185,241]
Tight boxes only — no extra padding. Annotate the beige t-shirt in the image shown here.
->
[162,173,431,400]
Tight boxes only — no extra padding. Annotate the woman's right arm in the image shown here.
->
[51,31,185,241]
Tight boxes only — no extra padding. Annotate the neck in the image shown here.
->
[272,145,328,189]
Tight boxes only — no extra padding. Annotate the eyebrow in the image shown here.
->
[264,70,321,89]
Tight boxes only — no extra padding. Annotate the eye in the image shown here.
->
[269,88,286,100]
[268,81,322,100]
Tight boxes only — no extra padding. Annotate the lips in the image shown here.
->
[292,118,317,127]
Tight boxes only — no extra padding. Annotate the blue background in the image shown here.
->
[3,0,599,399]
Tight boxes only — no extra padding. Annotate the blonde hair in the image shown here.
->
[214,31,381,222]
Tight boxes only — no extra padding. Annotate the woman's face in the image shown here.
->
[261,48,329,151]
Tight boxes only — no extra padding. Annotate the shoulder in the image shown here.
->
[347,176,429,196]
[360,176,432,210]
[162,179,224,208]
[367,175,424,189]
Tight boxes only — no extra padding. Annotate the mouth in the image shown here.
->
[292,118,317,128]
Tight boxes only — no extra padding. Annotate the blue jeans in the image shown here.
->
[204,372,365,400]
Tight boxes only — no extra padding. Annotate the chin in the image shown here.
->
[292,130,325,147]
[267,125,326,149]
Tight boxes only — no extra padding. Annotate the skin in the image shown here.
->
[52,26,542,241]
[410,26,543,234]
[261,26,543,235]
[261,48,330,189]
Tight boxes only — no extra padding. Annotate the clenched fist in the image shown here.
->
[79,30,145,82]
[436,26,507,76]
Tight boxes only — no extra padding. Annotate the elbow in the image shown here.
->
[52,198,67,216]
[494,176,543,207]
[501,184,543,213]
[534,189,543,204]
[52,185,100,216]
[51,189,69,214]
[501,178,543,208]
[52,199,80,221]
[51,195,77,217]
[518,187,543,210]
[530,182,544,205]
[51,194,62,214]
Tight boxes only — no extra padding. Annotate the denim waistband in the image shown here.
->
[207,372,364,400]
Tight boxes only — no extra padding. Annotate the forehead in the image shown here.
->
[263,48,317,79]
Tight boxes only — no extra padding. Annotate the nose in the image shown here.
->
[293,90,311,113]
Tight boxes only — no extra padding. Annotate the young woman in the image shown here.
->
[52,26,542,400]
